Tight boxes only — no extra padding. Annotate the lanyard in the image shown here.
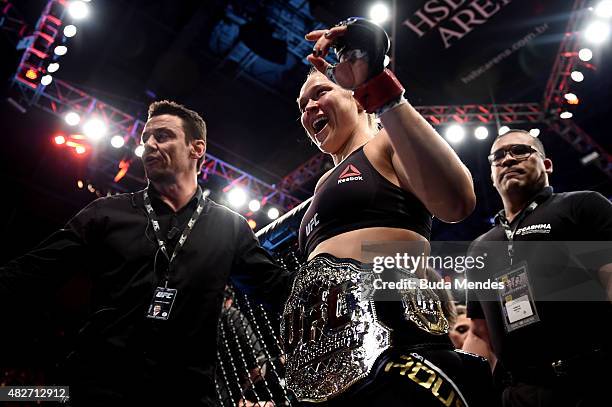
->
[143,187,205,280]
[498,201,538,265]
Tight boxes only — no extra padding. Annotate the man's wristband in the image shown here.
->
[353,69,405,114]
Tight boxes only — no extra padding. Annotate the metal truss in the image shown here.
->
[13,0,66,89]
[415,103,543,125]
[540,0,612,180]
[0,0,28,41]
[11,77,302,210]
[547,119,612,179]
[277,152,329,196]
[542,0,588,114]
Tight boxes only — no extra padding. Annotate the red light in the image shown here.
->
[25,69,38,80]
[54,135,66,145]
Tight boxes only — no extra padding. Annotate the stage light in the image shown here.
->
[578,48,593,61]
[25,69,38,80]
[77,180,84,189]
[75,145,86,154]
[134,144,145,157]
[498,126,510,136]
[474,126,489,140]
[369,3,390,24]
[248,199,261,212]
[560,111,573,119]
[267,207,280,220]
[584,21,609,44]
[110,135,125,148]
[228,187,247,208]
[47,62,60,73]
[203,189,211,197]
[529,128,540,137]
[54,135,66,145]
[54,45,67,56]
[65,111,80,126]
[41,75,53,86]
[445,125,465,143]
[595,0,612,18]
[581,151,600,165]
[67,1,89,20]
[570,70,584,82]
[63,24,77,38]
[247,219,257,230]
[564,92,578,102]
[83,118,107,141]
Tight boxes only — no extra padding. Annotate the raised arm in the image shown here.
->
[306,18,475,222]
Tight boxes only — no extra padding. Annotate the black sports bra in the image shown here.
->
[298,145,432,256]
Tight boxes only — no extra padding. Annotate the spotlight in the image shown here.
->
[41,75,53,86]
[529,128,541,137]
[578,48,593,61]
[595,0,612,18]
[227,187,247,208]
[75,145,86,154]
[584,21,610,44]
[54,135,66,145]
[67,1,89,20]
[63,24,77,38]
[474,126,489,140]
[83,118,107,141]
[77,180,84,189]
[203,189,211,197]
[25,69,38,80]
[65,111,80,126]
[581,151,600,165]
[248,199,261,212]
[560,111,573,119]
[445,125,465,143]
[267,207,280,220]
[47,62,60,73]
[247,219,257,230]
[134,144,145,157]
[498,126,510,136]
[564,92,578,102]
[369,3,390,24]
[110,135,125,148]
[54,45,68,56]
[570,70,584,82]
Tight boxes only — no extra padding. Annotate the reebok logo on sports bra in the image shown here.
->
[338,164,363,184]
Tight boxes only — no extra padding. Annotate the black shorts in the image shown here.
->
[300,347,500,407]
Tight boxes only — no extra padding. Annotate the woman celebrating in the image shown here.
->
[281,18,495,406]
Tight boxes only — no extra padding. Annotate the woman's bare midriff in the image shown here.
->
[307,227,430,263]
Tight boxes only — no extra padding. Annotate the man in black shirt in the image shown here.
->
[464,129,612,407]
[0,100,289,406]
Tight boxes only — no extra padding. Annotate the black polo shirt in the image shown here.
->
[467,187,612,371]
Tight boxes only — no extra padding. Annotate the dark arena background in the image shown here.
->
[0,0,611,405]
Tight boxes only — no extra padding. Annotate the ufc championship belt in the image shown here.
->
[281,256,391,402]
